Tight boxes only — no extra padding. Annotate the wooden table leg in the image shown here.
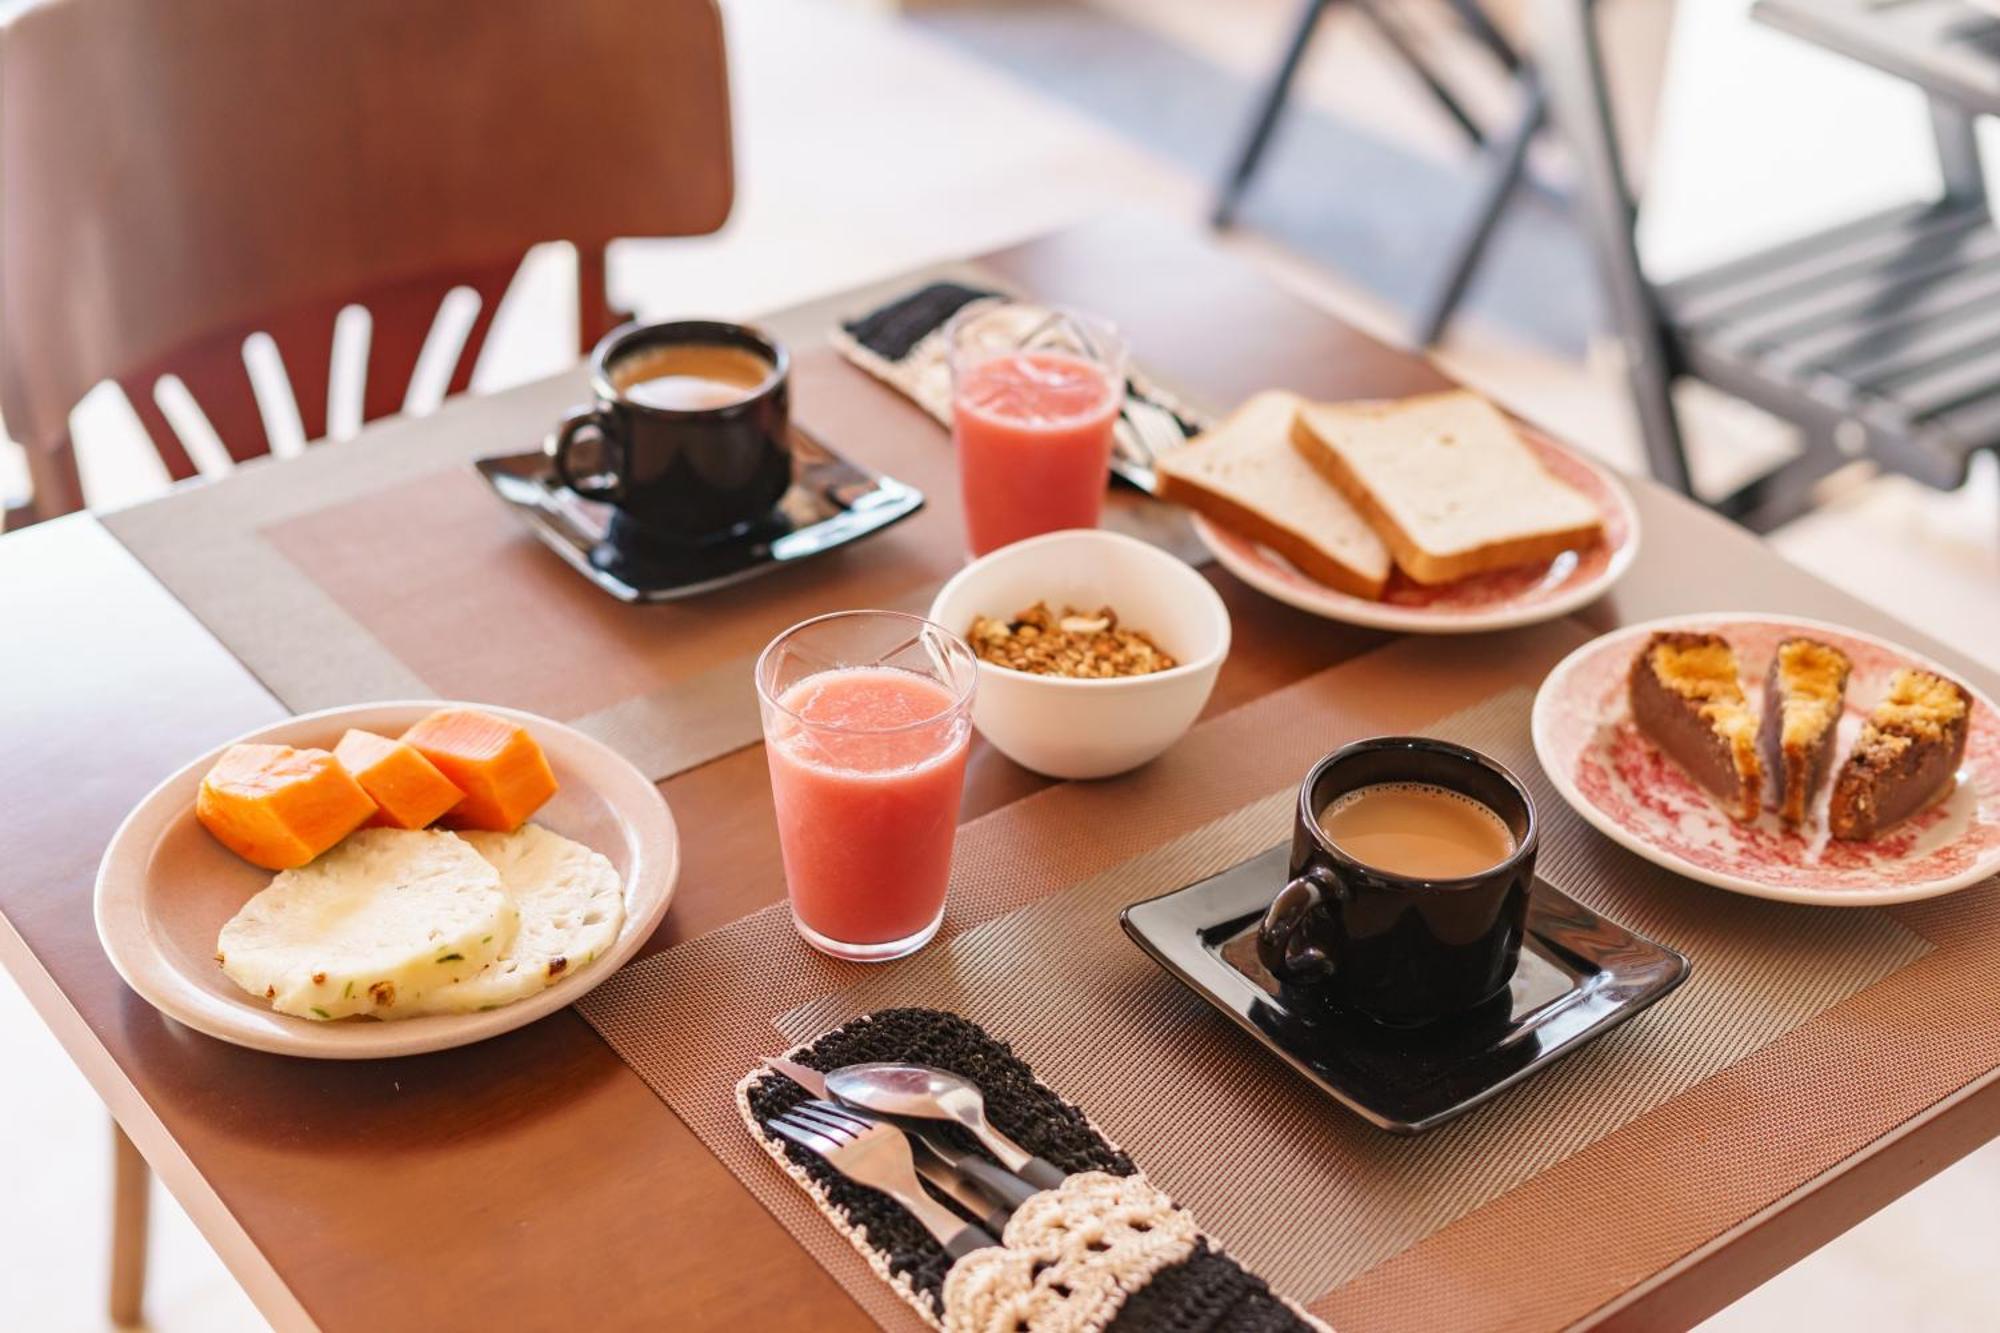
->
[23,435,87,523]
[110,1120,150,1328]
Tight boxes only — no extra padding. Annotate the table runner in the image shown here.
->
[99,263,1209,783]
[573,623,1942,1330]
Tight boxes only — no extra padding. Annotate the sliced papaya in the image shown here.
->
[333,729,464,830]
[195,743,377,870]
[401,708,558,833]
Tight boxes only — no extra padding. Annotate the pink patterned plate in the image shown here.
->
[1192,429,1639,634]
[1532,615,2000,905]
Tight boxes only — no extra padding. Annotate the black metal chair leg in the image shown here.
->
[1930,97,1987,210]
[1214,0,1331,228]
[1537,0,1695,496]
[1446,0,1521,71]
[1412,74,1545,347]
[1712,424,1865,534]
[1351,0,1487,149]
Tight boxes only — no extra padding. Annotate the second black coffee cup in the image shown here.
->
[1256,736,1537,1026]
[551,320,794,545]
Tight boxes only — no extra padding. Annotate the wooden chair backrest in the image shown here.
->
[0,0,732,494]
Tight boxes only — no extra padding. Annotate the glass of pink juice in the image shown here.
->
[948,302,1126,557]
[755,610,979,961]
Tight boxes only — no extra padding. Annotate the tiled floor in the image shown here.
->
[4,0,1998,1329]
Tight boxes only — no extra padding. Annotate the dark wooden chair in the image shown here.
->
[0,0,730,1322]
[0,0,734,523]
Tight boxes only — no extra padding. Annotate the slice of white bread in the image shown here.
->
[1156,390,1391,600]
[1291,391,1604,586]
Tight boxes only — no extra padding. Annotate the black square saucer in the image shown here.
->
[1120,845,1690,1134]
[474,422,923,603]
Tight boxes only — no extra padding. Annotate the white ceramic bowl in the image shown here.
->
[928,529,1230,779]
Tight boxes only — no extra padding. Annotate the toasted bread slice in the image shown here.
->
[1156,390,1390,600]
[1291,391,1604,585]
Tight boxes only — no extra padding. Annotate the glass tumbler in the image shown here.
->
[755,610,979,961]
[947,301,1126,557]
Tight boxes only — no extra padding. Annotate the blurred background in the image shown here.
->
[3,0,1997,1327]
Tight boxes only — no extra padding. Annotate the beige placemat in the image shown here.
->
[571,623,1937,1330]
[575,627,1582,1331]
[100,261,1209,784]
[775,689,1931,1304]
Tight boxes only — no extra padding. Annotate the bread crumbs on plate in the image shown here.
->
[966,602,1178,679]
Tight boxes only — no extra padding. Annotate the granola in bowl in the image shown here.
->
[926,528,1229,778]
[966,602,1178,679]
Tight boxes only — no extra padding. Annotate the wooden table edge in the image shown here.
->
[0,904,320,1332]
[1581,1043,2000,1329]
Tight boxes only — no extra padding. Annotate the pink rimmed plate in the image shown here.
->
[1192,429,1639,634]
[1532,615,2000,905]
[94,701,679,1058]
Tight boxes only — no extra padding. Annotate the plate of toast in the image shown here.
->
[1532,615,2000,905]
[1160,390,1638,634]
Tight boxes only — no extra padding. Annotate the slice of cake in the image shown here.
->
[1828,667,1972,840]
[1757,637,1852,825]
[1629,631,1763,822]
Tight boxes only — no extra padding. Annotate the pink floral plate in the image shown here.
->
[1191,429,1639,634]
[1532,614,2000,905]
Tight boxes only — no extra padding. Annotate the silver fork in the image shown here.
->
[768,1099,1000,1259]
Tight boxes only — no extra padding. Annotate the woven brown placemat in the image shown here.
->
[573,621,1945,1328]
[574,627,1585,1329]
[774,689,1930,1304]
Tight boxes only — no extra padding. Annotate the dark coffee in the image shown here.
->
[1317,782,1516,880]
[552,320,793,546]
[1258,737,1537,1026]
[610,343,773,412]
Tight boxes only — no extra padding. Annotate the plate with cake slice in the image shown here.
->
[1162,389,1639,633]
[1532,615,2000,905]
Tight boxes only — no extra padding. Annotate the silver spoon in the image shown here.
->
[824,1062,1067,1191]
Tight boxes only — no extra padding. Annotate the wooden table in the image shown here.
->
[6,216,1999,1331]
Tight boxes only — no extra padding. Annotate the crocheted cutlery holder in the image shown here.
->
[829,281,1210,495]
[737,1007,1331,1333]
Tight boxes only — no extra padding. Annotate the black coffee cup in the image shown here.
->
[551,320,793,546]
[1256,737,1537,1027]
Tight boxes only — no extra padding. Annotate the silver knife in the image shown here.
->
[763,1057,1038,1216]
[913,1138,1011,1236]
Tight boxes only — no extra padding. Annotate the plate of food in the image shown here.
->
[1532,615,1999,905]
[94,701,678,1058]
[1162,389,1638,633]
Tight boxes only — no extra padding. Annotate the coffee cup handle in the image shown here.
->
[1256,865,1343,985]
[550,407,627,502]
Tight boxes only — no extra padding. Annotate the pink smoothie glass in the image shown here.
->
[947,301,1126,557]
[756,611,979,962]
